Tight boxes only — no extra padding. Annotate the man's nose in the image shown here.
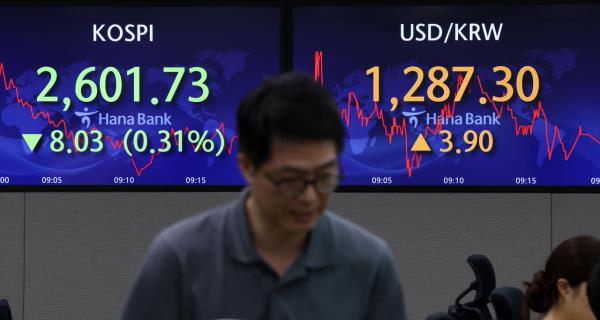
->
[297,182,320,203]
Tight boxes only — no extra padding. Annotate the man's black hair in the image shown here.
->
[237,72,345,168]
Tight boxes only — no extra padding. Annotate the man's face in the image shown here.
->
[239,138,339,233]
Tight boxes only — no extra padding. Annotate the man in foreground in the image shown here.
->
[122,73,407,320]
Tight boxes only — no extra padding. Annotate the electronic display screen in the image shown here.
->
[3,4,599,190]
[294,5,600,188]
[0,6,280,187]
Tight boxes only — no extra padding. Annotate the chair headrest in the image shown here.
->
[467,254,496,304]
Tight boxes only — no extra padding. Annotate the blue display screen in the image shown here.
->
[2,5,599,190]
[0,6,280,187]
[294,5,600,188]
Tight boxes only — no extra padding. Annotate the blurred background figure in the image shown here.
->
[523,235,600,320]
[588,262,600,319]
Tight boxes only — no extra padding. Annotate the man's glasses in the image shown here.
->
[264,172,339,198]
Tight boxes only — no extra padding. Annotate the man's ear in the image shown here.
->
[237,153,255,184]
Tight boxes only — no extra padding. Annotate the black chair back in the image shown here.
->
[0,299,12,320]
[490,287,524,320]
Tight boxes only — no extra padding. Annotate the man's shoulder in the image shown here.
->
[154,201,233,253]
[325,211,391,262]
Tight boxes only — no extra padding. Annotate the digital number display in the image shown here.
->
[0,6,280,187]
[3,4,599,190]
[294,5,600,187]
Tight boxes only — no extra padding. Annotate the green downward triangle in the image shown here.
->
[22,133,42,152]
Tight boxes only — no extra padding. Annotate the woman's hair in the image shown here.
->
[588,262,600,319]
[522,235,600,319]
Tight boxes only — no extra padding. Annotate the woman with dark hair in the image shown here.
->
[523,235,600,320]
[589,263,600,319]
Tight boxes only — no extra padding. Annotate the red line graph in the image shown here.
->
[0,62,238,177]
[314,51,600,177]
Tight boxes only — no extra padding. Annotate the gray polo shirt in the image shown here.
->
[122,190,407,320]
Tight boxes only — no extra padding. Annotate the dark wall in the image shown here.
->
[0,192,597,319]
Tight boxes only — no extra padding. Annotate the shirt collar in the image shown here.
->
[225,188,262,264]
[225,188,337,269]
[304,211,336,269]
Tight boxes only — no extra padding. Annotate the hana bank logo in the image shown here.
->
[75,107,99,129]
[401,106,426,129]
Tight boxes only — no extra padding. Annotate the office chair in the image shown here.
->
[490,287,524,320]
[0,299,12,320]
[424,254,497,320]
